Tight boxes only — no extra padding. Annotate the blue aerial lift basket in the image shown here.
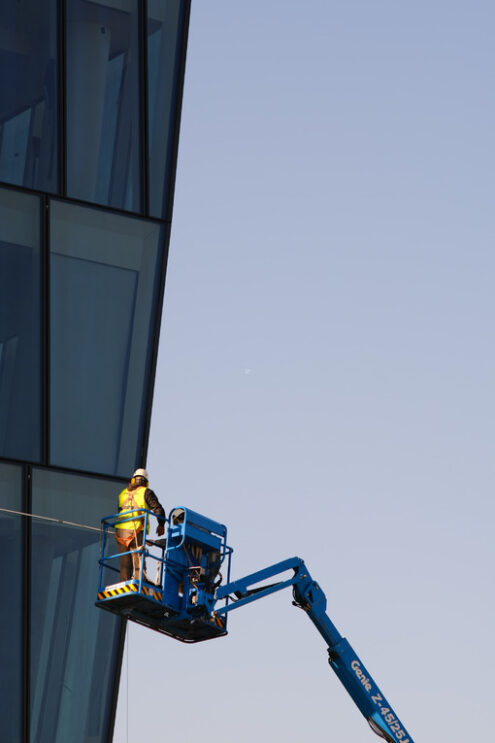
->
[96,506,231,642]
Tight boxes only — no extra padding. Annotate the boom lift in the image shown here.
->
[96,507,415,743]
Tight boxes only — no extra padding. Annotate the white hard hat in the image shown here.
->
[133,468,149,480]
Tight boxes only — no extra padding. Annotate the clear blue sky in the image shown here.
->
[114,2,494,740]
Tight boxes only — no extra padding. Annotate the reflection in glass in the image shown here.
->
[0,463,23,743]
[0,187,41,461]
[31,469,123,743]
[147,0,186,218]
[0,0,58,192]
[50,200,163,476]
[66,0,141,211]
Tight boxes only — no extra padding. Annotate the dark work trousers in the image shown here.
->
[115,529,145,581]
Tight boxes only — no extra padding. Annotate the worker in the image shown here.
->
[115,468,165,582]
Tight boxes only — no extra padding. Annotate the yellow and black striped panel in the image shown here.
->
[98,583,162,602]
[97,583,138,600]
[141,585,162,602]
[213,614,226,629]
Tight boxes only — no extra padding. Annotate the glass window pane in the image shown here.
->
[147,0,187,219]
[66,0,141,212]
[0,187,41,462]
[0,463,23,743]
[31,468,123,743]
[50,200,163,476]
[0,0,58,192]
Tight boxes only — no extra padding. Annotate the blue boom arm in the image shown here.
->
[214,557,414,743]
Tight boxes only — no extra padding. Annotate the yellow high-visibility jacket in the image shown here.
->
[115,486,149,533]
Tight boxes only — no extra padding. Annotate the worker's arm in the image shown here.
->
[145,489,166,535]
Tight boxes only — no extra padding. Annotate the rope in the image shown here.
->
[0,506,111,534]
[126,629,129,743]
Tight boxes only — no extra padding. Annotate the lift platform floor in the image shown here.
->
[97,580,164,616]
[96,580,228,642]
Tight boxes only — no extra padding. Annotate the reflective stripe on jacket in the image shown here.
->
[115,486,149,533]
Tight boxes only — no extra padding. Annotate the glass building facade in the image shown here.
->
[0,2,190,741]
